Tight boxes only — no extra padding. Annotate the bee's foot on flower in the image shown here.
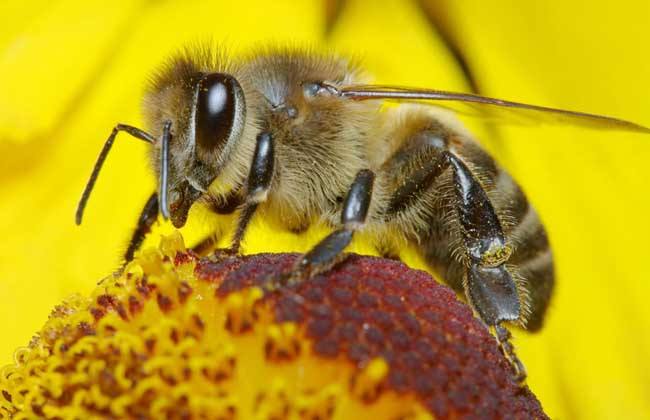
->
[190,235,221,256]
[209,246,241,261]
[494,324,527,384]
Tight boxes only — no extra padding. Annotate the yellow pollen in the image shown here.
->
[481,244,513,267]
[265,322,301,361]
[159,230,186,258]
[225,287,264,333]
[350,357,389,402]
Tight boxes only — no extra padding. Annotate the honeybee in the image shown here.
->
[75,46,649,381]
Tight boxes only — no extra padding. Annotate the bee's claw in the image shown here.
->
[494,324,527,384]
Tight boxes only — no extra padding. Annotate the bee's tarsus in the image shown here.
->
[291,169,375,280]
[230,202,258,255]
[494,324,527,383]
[295,228,353,277]
[190,235,220,257]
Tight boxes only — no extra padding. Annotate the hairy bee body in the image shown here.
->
[140,47,553,331]
[76,44,649,381]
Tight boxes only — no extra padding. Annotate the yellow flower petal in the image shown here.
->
[0,0,143,145]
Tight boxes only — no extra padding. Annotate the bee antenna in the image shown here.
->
[75,124,155,225]
[158,120,172,220]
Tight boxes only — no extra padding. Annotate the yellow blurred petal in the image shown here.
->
[0,0,149,145]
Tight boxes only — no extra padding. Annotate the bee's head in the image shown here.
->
[75,52,247,230]
[159,72,246,227]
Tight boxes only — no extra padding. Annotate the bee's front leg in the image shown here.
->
[124,192,159,262]
[290,169,375,281]
[229,131,275,254]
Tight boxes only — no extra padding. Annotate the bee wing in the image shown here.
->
[340,84,650,134]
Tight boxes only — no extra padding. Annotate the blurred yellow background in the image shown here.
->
[1,0,649,418]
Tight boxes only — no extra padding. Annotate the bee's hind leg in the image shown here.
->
[445,152,527,382]
[494,324,527,383]
[378,125,526,382]
[288,169,375,283]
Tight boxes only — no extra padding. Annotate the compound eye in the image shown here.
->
[195,73,244,153]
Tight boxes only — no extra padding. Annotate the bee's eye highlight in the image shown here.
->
[195,73,244,153]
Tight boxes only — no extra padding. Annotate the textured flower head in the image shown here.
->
[0,233,547,419]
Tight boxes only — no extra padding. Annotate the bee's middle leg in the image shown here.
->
[290,169,375,280]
